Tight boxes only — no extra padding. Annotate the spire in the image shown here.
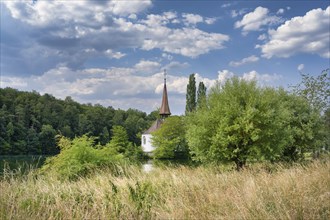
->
[159,69,171,118]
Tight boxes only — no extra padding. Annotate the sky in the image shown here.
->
[1,0,329,115]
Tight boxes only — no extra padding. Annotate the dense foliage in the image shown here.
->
[41,135,125,180]
[197,81,207,109]
[151,116,189,160]
[185,73,196,114]
[0,88,157,155]
[185,77,326,169]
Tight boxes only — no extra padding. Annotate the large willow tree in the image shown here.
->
[186,77,292,170]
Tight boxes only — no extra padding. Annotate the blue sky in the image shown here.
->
[1,0,329,115]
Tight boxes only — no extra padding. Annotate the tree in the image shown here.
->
[185,74,196,114]
[292,69,330,112]
[186,77,291,170]
[100,126,110,145]
[280,92,324,161]
[39,124,58,155]
[197,81,207,109]
[152,116,189,160]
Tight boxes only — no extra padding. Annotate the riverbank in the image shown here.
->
[0,159,329,219]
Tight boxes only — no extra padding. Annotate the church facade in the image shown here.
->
[141,72,171,153]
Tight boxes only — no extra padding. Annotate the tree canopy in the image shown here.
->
[185,77,324,169]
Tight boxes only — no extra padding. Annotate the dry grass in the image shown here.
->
[0,160,329,219]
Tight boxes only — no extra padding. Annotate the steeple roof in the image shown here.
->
[159,70,171,117]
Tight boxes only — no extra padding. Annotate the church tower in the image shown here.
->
[141,70,171,154]
[159,70,171,118]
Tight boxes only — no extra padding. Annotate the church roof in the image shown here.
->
[143,119,164,134]
[159,74,171,116]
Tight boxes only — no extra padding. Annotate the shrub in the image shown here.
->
[41,135,124,180]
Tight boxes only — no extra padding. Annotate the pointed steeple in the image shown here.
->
[159,69,171,118]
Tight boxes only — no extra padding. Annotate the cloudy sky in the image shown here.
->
[1,1,329,115]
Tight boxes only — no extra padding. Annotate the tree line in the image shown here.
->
[0,88,158,155]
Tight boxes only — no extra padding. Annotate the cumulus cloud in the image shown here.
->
[242,70,282,84]
[258,6,330,58]
[134,60,161,73]
[229,55,259,67]
[277,8,285,14]
[141,26,229,58]
[2,2,229,77]
[164,61,189,71]
[231,9,248,18]
[297,64,305,71]
[258,34,267,41]
[182,13,204,26]
[3,0,152,26]
[235,6,283,35]
[104,49,126,59]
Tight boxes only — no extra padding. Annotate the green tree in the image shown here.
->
[108,125,142,159]
[185,74,196,114]
[108,126,130,153]
[39,124,58,155]
[281,92,324,161]
[152,116,189,160]
[197,81,207,109]
[26,127,40,154]
[186,77,290,170]
[292,69,329,112]
[100,126,110,145]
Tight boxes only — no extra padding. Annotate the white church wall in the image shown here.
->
[141,134,155,153]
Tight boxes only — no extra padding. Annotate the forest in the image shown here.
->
[0,87,158,155]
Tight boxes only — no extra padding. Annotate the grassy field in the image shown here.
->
[0,159,329,219]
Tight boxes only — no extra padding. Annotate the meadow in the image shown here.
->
[0,158,329,219]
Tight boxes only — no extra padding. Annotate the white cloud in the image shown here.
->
[229,55,259,67]
[217,70,235,83]
[182,13,204,26]
[242,70,282,84]
[141,26,229,58]
[235,6,283,35]
[3,1,229,70]
[182,13,217,26]
[258,34,267,41]
[222,3,231,8]
[297,64,305,71]
[277,8,285,14]
[128,14,137,20]
[134,60,161,73]
[162,53,173,61]
[231,9,247,18]
[164,61,189,70]
[104,49,126,59]
[259,6,330,58]
[205,17,217,25]
[3,0,152,26]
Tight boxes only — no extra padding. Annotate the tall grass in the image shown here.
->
[0,159,329,219]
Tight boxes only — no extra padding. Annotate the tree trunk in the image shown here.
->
[235,159,245,171]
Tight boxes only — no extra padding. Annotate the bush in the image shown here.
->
[41,135,124,180]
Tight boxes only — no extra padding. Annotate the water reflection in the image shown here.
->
[142,160,154,173]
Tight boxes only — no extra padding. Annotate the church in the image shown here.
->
[141,71,171,153]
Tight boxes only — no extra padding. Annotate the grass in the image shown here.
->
[0,159,329,219]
